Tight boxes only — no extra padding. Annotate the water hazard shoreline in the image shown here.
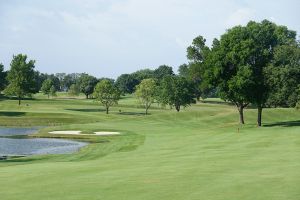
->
[0,127,88,159]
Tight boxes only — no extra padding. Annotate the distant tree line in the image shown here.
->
[0,58,114,103]
[0,20,299,125]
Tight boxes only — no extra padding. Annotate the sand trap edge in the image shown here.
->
[48,130,120,136]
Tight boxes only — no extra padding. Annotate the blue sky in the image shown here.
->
[0,0,299,78]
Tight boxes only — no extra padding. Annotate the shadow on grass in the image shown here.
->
[264,120,300,127]
[118,112,148,116]
[0,111,26,117]
[65,108,106,112]
[200,100,234,106]
[0,95,9,101]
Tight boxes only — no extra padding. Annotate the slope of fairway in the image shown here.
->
[0,96,300,200]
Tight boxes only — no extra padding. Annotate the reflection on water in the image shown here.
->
[0,127,87,156]
[0,138,87,156]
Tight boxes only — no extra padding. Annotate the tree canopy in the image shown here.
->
[158,76,196,112]
[78,73,98,99]
[153,65,174,80]
[204,20,298,126]
[135,78,157,115]
[41,79,54,98]
[115,74,139,94]
[265,44,300,107]
[68,84,80,96]
[93,80,120,114]
[4,54,36,105]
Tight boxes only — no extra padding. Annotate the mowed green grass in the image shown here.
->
[0,94,300,200]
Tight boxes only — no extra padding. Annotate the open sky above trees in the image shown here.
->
[0,0,299,78]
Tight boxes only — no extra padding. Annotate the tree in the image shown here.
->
[131,69,154,82]
[0,63,7,92]
[55,73,66,91]
[157,76,196,112]
[296,101,300,110]
[4,54,36,105]
[178,64,189,78]
[244,20,297,126]
[186,36,213,100]
[205,27,255,124]
[62,73,80,91]
[47,74,61,91]
[207,20,297,126]
[78,73,98,99]
[50,85,57,97]
[153,65,174,80]
[135,79,157,114]
[68,84,80,96]
[115,74,139,94]
[265,44,300,107]
[93,80,120,114]
[32,71,44,93]
[41,79,53,98]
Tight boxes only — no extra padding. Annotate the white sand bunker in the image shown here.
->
[49,131,82,135]
[48,130,120,136]
[94,132,120,136]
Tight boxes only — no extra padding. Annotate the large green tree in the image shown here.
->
[135,78,157,115]
[158,76,196,112]
[93,80,120,114]
[245,20,297,126]
[205,27,255,124]
[115,74,139,94]
[265,44,300,107]
[78,73,98,99]
[186,36,213,100]
[153,65,174,80]
[4,54,36,105]
[207,20,297,126]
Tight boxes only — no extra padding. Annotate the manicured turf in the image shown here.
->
[0,94,300,200]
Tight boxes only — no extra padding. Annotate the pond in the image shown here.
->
[0,127,39,136]
[0,127,87,156]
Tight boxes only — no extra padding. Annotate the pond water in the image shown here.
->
[0,127,39,136]
[0,127,87,156]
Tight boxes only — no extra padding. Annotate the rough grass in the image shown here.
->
[0,94,300,200]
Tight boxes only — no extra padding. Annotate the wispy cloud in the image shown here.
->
[226,8,256,27]
[0,0,299,78]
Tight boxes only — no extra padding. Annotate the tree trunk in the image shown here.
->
[175,104,180,112]
[237,105,245,124]
[257,105,263,127]
[18,96,21,106]
[48,94,49,99]
[145,107,148,115]
[106,106,109,114]
[86,94,88,99]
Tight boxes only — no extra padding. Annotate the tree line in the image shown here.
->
[0,20,299,126]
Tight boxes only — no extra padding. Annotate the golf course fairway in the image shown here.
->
[0,95,300,200]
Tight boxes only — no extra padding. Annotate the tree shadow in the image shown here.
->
[118,112,148,116]
[0,111,26,117]
[200,100,234,106]
[264,120,300,127]
[65,108,106,112]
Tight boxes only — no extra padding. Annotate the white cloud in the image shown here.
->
[0,0,299,78]
[226,8,256,28]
